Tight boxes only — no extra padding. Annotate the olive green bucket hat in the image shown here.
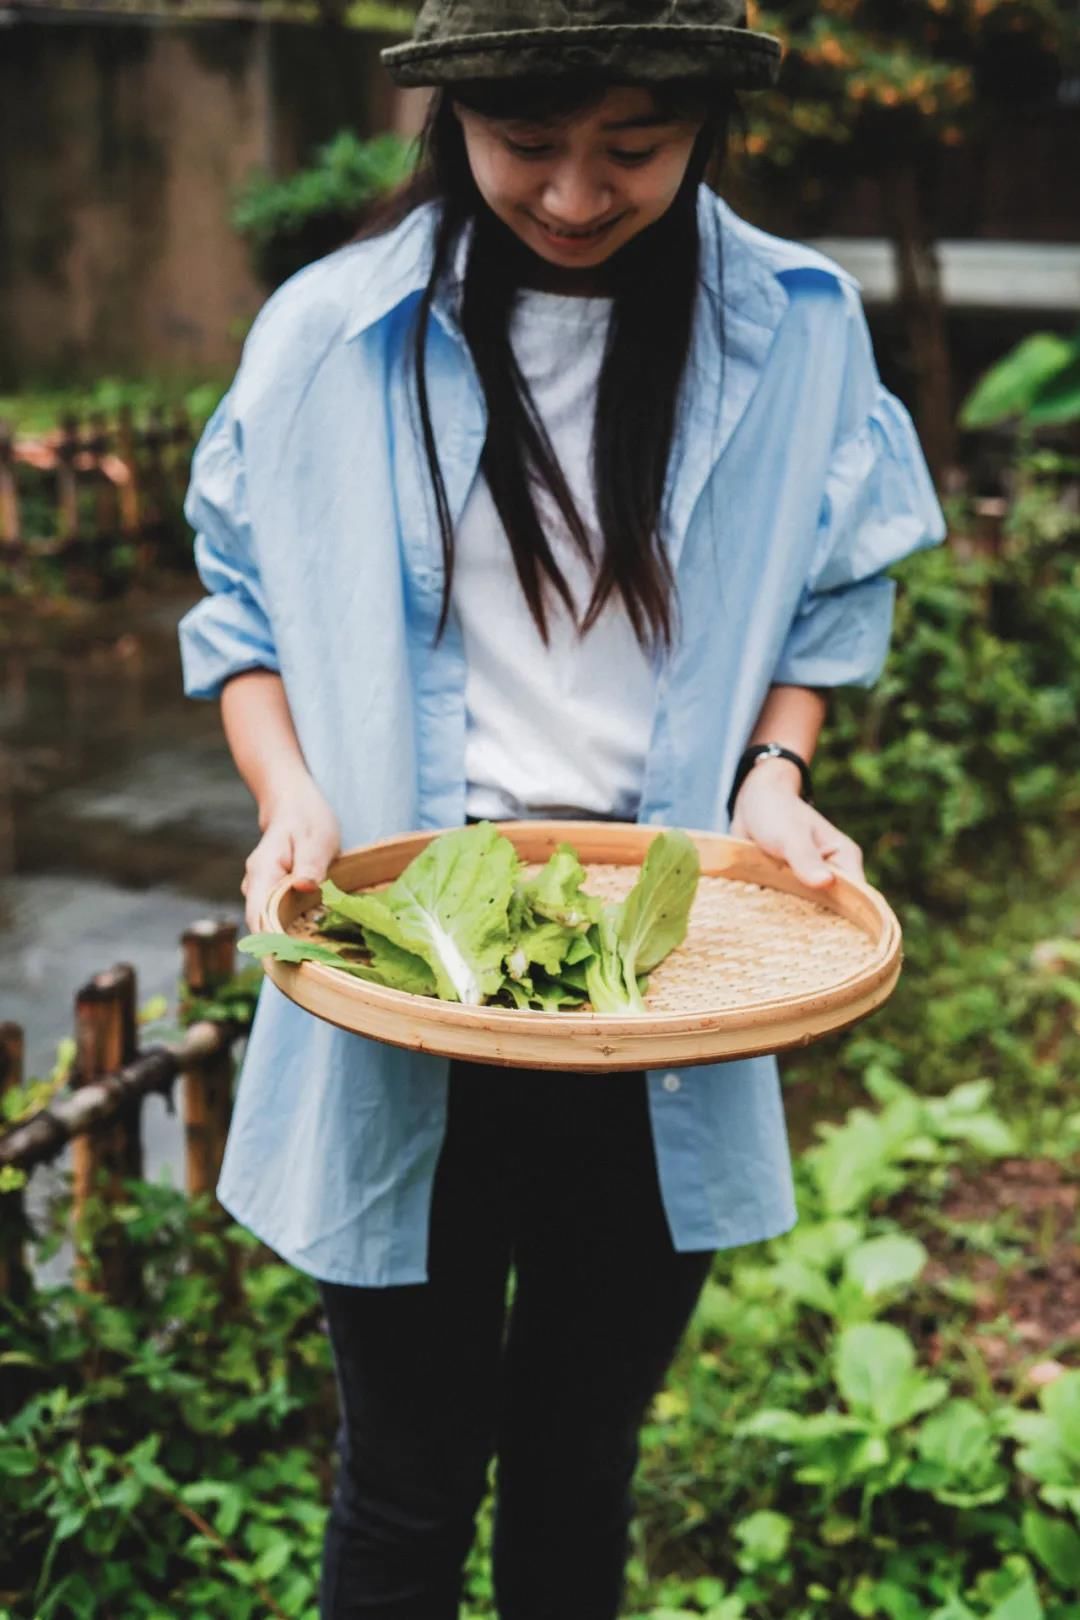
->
[381,1,782,91]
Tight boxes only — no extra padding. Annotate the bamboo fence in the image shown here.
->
[0,919,248,1306]
[0,407,196,585]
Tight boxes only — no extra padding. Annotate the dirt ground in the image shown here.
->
[919,1156,1080,1384]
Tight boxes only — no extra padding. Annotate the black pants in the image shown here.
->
[318,1062,715,1620]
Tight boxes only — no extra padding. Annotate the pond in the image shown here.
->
[0,587,254,1274]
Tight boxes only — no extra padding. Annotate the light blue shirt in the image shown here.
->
[179,188,946,1287]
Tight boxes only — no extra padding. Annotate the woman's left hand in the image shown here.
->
[729,759,865,890]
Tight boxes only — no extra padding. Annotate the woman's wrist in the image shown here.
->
[727,741,814,821]
[257,761,318,830]
[744,756,803,795]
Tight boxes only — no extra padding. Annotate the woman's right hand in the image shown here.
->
[242,770,341,933]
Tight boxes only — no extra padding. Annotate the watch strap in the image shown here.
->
[726,743,814,821]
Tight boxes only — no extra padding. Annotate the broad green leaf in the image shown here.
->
[323,824,517,1004]
[988,1575,1044,1620]
[844,1234,928,1297]
[1041,1369,1080,1462]
[617,829,700,976]
[733,1510,792,1568]
[916,1398,997,1474]
[959,332,1074,428]
[835,1323,943,1428]
[1023,1509,1080,1590]
[1029,351,1080,425]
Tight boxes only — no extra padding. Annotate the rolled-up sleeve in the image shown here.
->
[772,294,947,691]
[178,393,280,701]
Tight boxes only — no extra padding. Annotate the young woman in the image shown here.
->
[180,2,946,1614]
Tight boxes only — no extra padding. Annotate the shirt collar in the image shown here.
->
[342,190,860,349]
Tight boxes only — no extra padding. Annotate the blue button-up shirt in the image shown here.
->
[179,188,946,1286]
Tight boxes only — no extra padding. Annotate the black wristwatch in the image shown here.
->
[726,743,814,821]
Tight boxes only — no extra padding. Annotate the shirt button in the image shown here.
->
[662,1073,682,1094]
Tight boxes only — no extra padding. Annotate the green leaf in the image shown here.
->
[319,896,438,997]
[1023,1509,1080,1590]
[843,1234,928,1297]
[733,1509,792,1569]
[988,1575,1044,1620]
[238,932,382,980]
[516,844,598,930]
[959,332,1075,428]
[323,824,517,1004]
[835,1322,944,1428]
[253,1538,293,1581]
[617,829,701,977]
[1041,1369,1080,1459]
[1029,351,1080,426]
[585,906,644,1014]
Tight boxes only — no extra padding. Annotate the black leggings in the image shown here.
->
[318,1061,715,1620]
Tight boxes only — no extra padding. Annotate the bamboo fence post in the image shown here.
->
[115,405,141,542]
[140,406,168,569]
[88,411,118,560]
[181,922,238,1202]
[0,1021,30,1305]
[72,965,142,1301]
[55,414,80,557]
[0,421,19,552]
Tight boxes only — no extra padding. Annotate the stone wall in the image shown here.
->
[0,17,407,387]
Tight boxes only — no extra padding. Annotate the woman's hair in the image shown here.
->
[362,78,738,648]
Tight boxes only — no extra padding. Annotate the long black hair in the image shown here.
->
[363,77,737,648]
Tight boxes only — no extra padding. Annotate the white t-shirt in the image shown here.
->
[453,289,659,822]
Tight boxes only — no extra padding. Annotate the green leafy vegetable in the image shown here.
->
[245,825,701,1015]
[618,827,701,977]
[239,933,385,982]
[322,823,517,1005]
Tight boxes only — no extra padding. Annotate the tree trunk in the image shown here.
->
[882,161,955,485]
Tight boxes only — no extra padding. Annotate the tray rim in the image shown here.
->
[260,821,902,1069]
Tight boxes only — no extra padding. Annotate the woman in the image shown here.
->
[179,2,946,1614]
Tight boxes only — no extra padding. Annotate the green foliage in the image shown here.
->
[0,378,223,438]
[812,452,1080,914]
[232,131,417,286]
[960,333,1080,429]
[1,1189,331,1618]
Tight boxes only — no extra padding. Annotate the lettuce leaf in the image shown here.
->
[618,828,700,978]
[322,823,517,1005]
[583,831,700,1014]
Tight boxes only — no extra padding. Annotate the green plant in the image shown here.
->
[960,333,1080,430]
[232,131,417,288]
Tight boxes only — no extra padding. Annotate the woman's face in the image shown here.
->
[455,86,703,275]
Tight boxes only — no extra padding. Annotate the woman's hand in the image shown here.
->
[729,758,864,890]
[242,769,342,933]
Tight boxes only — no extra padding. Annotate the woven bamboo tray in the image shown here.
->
[262,821,902,1071]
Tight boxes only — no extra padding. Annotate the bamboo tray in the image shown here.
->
[261,822,902,1072]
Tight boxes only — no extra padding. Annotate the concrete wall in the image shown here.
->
[0,17,404,387]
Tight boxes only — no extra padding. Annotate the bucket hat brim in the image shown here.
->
[381,24,782,90]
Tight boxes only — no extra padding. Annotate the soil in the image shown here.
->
[917,1156,1080,1385]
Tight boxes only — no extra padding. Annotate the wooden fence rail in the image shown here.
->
[0,919,247,1305]
[0,407,197,582]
